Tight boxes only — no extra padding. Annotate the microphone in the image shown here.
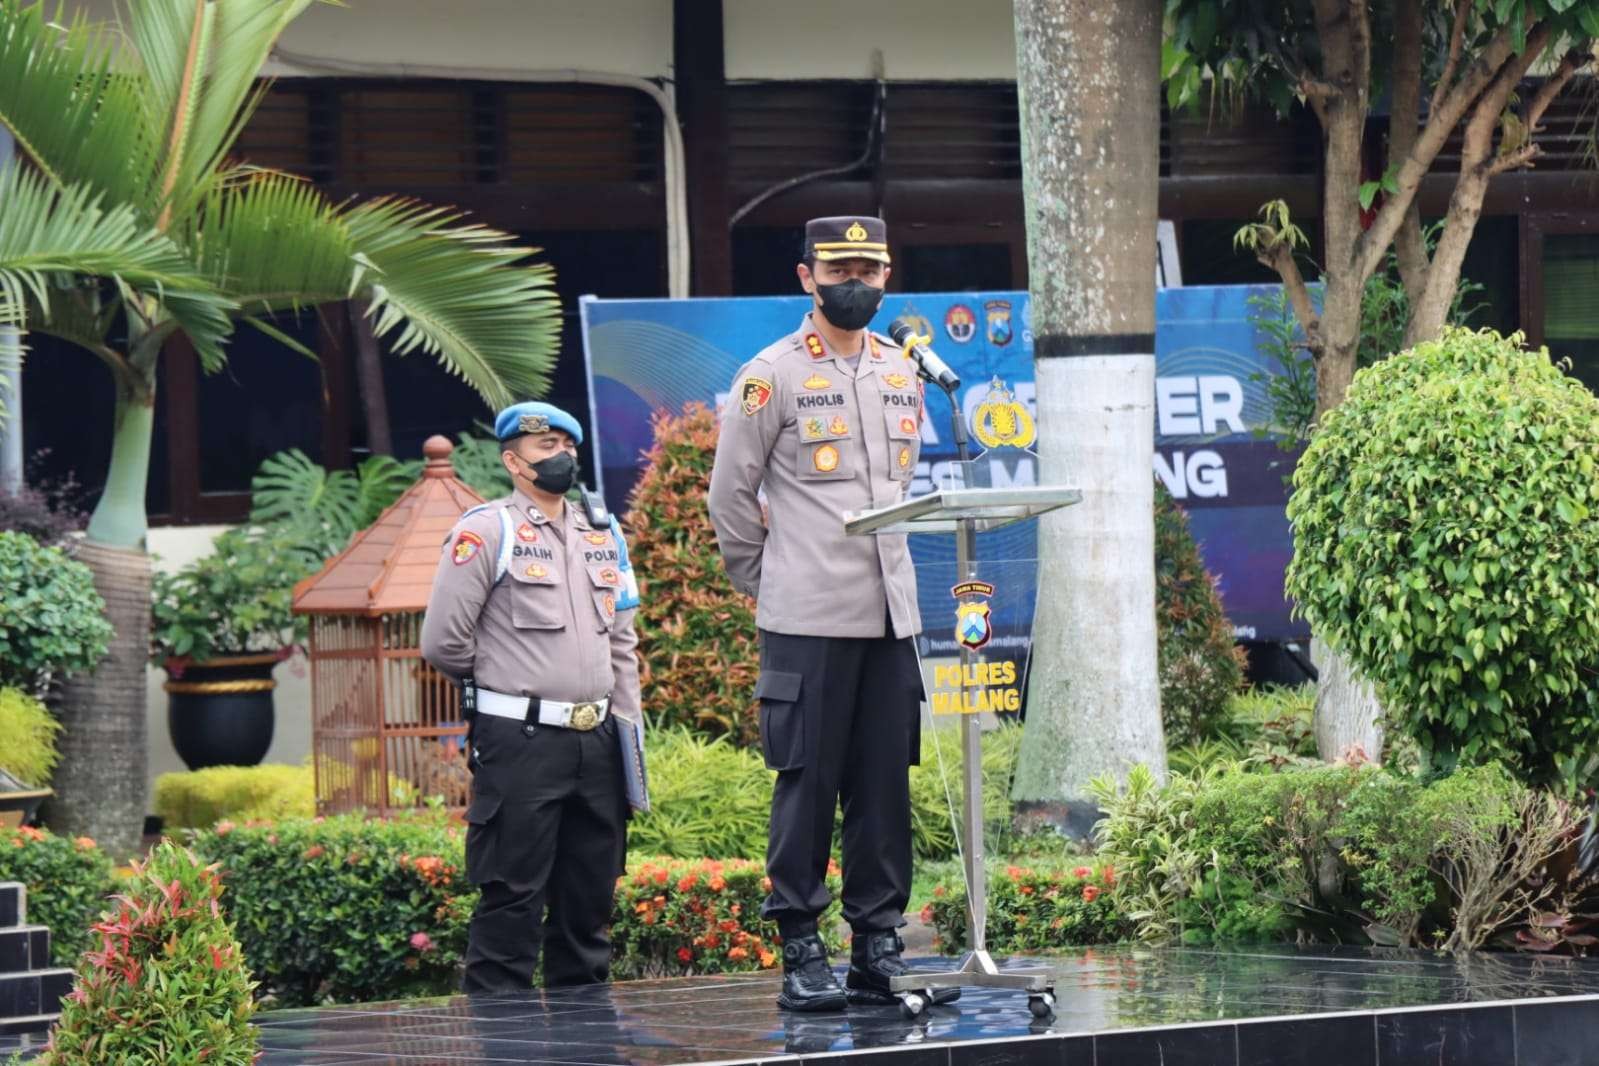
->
[888,318,962,392]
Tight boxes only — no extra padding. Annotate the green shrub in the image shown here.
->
[150,527,316,666]
[0,530,113,695]
[0,686,60,786]
[154,763,315,829]
[250,449,421,564]
[191,813,844,1005]
[1168,684,1317,775]
[38,841,257,1065]
[1287,328,1599,784]
[1155,483,1246,745]
[913,723,1023,860]
[627,403,761,743]
[192,811,471,1006]
[1090,760,1577,950]
[611,857,842,979]
[923,861,1127,953]
[0,824,115,965]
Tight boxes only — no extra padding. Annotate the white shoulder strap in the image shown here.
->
[495,506,515,583]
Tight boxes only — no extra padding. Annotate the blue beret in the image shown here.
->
[494,401,584,446]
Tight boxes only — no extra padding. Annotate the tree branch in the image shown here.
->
[1487,48,1591,175]
[1258,241,1323,359]
[1354,17,1529,281]
[1428,0,1474,118]
[1390,0,1430,296]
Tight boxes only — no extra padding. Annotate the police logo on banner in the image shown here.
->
[985,299,1013,346]
[972,378,1037,451]
[945,304,976,343]
[952,580,996,651]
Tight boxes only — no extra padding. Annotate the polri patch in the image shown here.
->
[452,530,485,565]
[813,444,841,473]
[740,377,774,416]
[516,523,538,543]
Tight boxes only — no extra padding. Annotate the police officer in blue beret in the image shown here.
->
[422,401,645,993]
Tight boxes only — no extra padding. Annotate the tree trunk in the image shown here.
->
[51,375,155,855]
[1011,0,1163,838]
[348,300,393,456]
[48,540,151,858]
[1311,637,1382,762]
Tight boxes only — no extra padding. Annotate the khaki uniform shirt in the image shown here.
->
[708,311,923,639]
[419,489,643,726]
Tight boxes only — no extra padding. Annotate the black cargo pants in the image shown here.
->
[462,713,627,993]
[756,621,923,936]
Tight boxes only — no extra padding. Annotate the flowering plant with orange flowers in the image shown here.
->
[0,821,115,964]
[611,857,844,979]
[923,863,1128,953]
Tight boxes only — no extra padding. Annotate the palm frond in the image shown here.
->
[189,170,354,312]
[343,198,562,410]
[0,162,233,369]
[0,1,159,206]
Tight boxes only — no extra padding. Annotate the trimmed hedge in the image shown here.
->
[0,824,116,965]
[154,763,316,829]
[924,862,1126,953]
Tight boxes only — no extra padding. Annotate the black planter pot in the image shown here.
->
[165,654,279,770]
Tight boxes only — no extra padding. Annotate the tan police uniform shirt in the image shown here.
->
[708,311,924,640]
[419,489,643,726]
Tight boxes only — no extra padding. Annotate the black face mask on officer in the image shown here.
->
[513,450,578,496]
[812,277,884,331]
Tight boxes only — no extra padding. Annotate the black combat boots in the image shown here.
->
[846,929,960,1006]
[777,933,847,1012]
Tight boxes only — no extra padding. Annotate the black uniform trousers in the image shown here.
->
[756,618,922,936]
[462,713,627,994]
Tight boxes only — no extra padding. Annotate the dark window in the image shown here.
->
[1179,218,1324,286]
[1542,231,1599,394]
[732,227,805,296]
[195,312,324,494]
[895,242,1013,292]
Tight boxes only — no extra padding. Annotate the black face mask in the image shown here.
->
[518,451,578,496]
[813,278,884,331]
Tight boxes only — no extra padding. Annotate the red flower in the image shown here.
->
[1005,865,1023,878]
[677,947,694,963]
[719,919,739,933]
[209,945,227,970]
[1081,885,1100,903]
[73,836,96,851]
[1102,865,1117,886]
[919,904,935,924]
[709,876,726,892]
[410,932,435,952]
[655,870,670,885]
[1072,866,1092,879]
[677,874,699,892]
[728,946,749,961]
[303,845,325,860]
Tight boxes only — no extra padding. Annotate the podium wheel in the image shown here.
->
[899,992,928,1018]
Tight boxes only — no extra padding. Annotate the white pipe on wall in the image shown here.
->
[267,49,692,299]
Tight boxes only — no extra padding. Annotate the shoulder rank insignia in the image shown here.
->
[868,337,885,362]
[452,530,484,565]
[804,333,825,358]
[740,377,774,416]
[802,373,831,390]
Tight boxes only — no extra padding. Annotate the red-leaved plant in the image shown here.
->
[39,839,258,1065]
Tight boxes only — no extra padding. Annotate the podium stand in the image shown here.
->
[845,481,1080,1017]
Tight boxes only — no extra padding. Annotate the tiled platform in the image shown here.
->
[11,946,1599,1064]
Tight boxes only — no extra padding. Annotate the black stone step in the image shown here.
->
[0,883,21,929]
[0,1011,57,1037]
[0,968,71,1020]
[0,926,49,975]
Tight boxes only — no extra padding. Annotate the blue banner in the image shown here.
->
[580,286,1308,643]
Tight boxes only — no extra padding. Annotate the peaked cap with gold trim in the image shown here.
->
[804,215,891,264]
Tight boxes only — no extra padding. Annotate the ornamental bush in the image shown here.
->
[625,402,761,744]
[1286,328,1599,783]
[0,824,115,964]
[1155,482,1246,744]
[923,861,1127,953]
[39,840,257,1066]
[0,685,61,787]
[0,530,113,696]
[153,762,316,829]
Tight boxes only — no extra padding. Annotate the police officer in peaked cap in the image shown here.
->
[708,217,955,1011]
[421,401,643,993]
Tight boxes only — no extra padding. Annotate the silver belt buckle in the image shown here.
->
[569,702,602,731]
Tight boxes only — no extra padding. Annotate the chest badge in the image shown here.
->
[584,532,609,546]
[452,530,484,565]
[802,373,832,390]
[516,523,538,543]
[828,415,849,437]
[898,445,913,471]
[802,417,827,441]
[899,416,918,435]
[599,567,620,586]
[602,593,616,620]
[524,563,549,580]
[884,373,910,389]
[813,444,841,473]
[804,333,825,358]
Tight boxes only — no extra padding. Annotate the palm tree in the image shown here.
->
[1009,0,1165,835]
[0,0,560,854]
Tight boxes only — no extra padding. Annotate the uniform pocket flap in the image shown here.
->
[465,793,503,825]
[511,600,565,631]
[755,669,803,703]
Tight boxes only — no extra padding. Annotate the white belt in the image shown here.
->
[476,689,610,731]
